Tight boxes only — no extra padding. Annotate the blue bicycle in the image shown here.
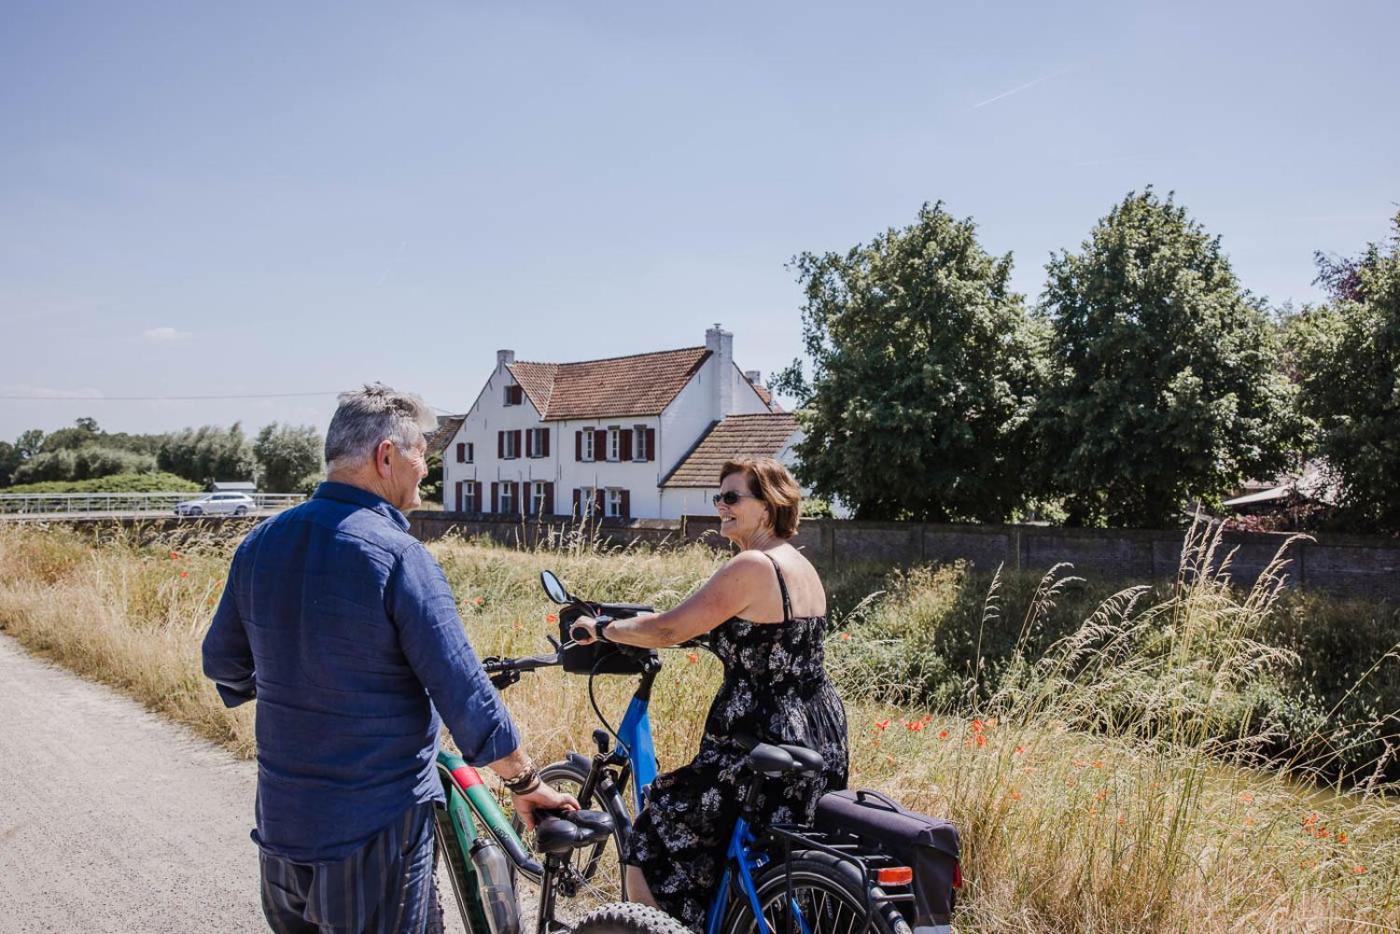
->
[484,571,941,934]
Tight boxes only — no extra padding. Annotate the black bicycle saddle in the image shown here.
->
[534,809,615,856]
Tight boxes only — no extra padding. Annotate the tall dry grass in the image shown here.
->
[0,520,1395,931]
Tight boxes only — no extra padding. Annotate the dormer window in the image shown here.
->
[504,384,523,406]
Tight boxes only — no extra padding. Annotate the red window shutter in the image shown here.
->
[497,432,504,459]
[619,430,632,462]
[575,431,582,462]
[491,481,499,513]
[544,482,555,516]
[620,489,630,520]
[513,481,522,514]
[594,488,605,517]
[541,430,550,458]
[646,428,656,462]
[454,480,462,512]
[473,484,482,513]
[572,488,581,518]
[455,443,464,463]
[594,429,607,459]
[513,431,522,460]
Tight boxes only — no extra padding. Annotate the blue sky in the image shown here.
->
[3,0,1396,440]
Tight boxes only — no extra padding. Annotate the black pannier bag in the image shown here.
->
[814,789,960,930]
[558,603,657,675]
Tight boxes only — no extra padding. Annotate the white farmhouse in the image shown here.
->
[441,325,801,521]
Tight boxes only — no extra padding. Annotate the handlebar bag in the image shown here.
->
[814,789,960,928]
[558,604,657,675]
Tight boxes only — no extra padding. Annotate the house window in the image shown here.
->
[502,431,519,459]
[528,428,549,458]
[456,442,474,464]
[531,481,549,515]
[504,384,523,406]
[499,483,516,514]
[459,480,477,512]
[581,430,595,462]
[632,425,647,462]
[606,488,625,518]
[608,427,620,462]
[578,486,595,517]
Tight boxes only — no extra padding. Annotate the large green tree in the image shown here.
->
[158,424,255,486]
[254,423,323,493]
[773,202,1046,522]
[1288,212,1400,532]
[1034,189,1297,527]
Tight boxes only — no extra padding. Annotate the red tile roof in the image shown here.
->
[661,413,800,488]
[508,347,711,421]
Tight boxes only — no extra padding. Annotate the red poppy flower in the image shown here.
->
[937,729,949,740]
[974,733,987,748]
[546,613,558,623]
[971,719,984,733]
[687,652,699,664]
[839,632,851,642]
[179,571,189,579]
[473,596,485,606]
[169,551,180,560]
[874,719,890,731]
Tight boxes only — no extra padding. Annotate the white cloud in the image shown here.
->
[142,326,191,341]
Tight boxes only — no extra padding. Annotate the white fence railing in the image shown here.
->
[0,492,305,516]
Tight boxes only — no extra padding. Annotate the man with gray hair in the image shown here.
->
[204,383,575,933]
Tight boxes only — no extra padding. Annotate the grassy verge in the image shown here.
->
[0,522,1395,930]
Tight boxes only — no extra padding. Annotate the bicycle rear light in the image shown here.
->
[875,867,914,886]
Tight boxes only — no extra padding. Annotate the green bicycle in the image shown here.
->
[432,748,688,934]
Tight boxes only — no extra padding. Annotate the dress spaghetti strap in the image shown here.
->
[763,552,794,622]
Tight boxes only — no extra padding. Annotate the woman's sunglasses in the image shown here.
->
[712,491,758,507]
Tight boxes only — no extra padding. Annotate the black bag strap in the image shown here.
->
[854,789,902,811]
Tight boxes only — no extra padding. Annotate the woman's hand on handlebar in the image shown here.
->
[571,615,601,645]
[512,783,579,830]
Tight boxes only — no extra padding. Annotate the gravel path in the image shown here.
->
[0,635,474,933]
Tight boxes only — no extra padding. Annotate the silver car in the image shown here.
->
[174,492,255,516]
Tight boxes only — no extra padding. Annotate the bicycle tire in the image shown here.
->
[510,760,631,921]
[571,902,690,934]
[720,850,912,934]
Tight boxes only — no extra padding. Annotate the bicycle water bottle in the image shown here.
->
[470,837,521,934]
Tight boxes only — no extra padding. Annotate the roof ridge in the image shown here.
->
[512,345,707,368]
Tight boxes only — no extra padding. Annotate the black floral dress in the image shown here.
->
[626,554,848,930]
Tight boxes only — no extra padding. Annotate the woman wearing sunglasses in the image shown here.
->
[571,456,848,929]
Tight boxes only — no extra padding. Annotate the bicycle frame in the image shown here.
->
[435,749,541,934]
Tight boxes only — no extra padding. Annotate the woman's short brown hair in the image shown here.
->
[719,457,802,539]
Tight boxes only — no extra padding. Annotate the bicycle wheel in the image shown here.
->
[571,902,690,934]
[721,851,912,934]
[510,760,630,923]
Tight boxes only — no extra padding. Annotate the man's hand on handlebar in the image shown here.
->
[511,783,579,830]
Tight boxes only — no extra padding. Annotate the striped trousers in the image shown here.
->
[259,801,443,934]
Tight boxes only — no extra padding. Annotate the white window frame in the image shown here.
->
[578,486,596,518]
[499,483,516,514]
[531,481,549,515]
[503,432,519,459]
[632,425,647,462]
[458,442,474,464]
[462,480,477,510]
[606,487,624,518]
[504,384,519,406]
[608,427,620,462]
[582,430,595,462]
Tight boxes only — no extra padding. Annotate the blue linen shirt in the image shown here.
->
[202,481,519,862]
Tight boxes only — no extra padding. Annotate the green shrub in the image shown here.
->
[3,472,201,494]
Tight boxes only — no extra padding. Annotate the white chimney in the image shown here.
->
[497,349,515,368]
[705,324,734,419]
[744,369,761,386]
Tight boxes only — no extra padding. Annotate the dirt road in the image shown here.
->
[0,636,472,933]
